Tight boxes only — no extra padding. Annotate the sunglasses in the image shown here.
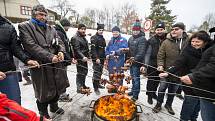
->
[36,11,47,17]
[98,29,104,31]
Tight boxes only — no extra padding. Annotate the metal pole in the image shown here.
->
[3,0,7,16]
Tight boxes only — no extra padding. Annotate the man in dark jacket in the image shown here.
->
[55,18,74,102]
[90,23,106,95]
[154,22,189,115]
[18,5,69,118]
[145,22,166,105]
[127,20,148,101]
[71,24,90,93]
[0,15,39,105]
[181,30,215,121]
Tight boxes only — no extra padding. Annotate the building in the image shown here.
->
[0,0,60,23]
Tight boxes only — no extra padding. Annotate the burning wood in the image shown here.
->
[95,94,136,121]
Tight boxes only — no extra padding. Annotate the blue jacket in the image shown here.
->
[105,35,128,74]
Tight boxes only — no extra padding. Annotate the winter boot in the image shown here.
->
[164,104,175,115]
[50,102,65,115]
[152,103,162,113]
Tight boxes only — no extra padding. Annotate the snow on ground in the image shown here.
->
[13,26,202,120]
[20,63,202,121]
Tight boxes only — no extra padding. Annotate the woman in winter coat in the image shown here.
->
[105,26,128,85]
[159,31,213,121]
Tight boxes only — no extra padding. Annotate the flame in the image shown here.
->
[95,94,136,121]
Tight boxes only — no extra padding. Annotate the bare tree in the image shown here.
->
[84,8,96,28]
[51,0,75,18]
[199,13,215,31]
[95,9,105,24]
[121,2,139,33]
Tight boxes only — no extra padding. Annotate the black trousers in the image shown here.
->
[76,60,88,90]
[92,60,104,89]
[146,67,160,97]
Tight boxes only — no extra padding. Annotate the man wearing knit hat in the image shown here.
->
[145,21,167,105]
[90,23,106,95]
[127,20,148,101]
[71,23,90,93]
[153,22,189,115]
[106,26,128,87]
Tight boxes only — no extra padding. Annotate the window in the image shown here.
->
[48,16,55,21]
[20,6,32,15]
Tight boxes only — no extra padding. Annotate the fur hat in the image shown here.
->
[112,26,120,32]
[97,23,104,30]
[132,20,141,31]
[60,18,71,27]
[172,22,185,30]
[78,24,86,30]
[155,22,165,29]
[31,4,48,18]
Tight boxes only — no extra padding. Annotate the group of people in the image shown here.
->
[0,3,215,121]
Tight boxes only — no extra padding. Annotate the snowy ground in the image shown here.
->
[17,27,203,121]
[20,63,202,121]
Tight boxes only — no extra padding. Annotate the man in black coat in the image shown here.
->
[0,15,38,104]
[71,24,90,93]
[90,23,106,95]
[55,18,74,101]
[145,22,166,104]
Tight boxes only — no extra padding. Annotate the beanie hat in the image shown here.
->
[78,24,86,30]
[155,22,165,29]
[132,20,141,31]
[32,4,48,18]
[209,27,215,33]
[112,26,120,32]
[172,22,185,30]
[97,23,104,30]
[60,18,71,27]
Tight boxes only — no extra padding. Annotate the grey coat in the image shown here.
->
[18,21,69,103]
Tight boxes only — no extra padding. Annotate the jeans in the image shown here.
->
[0,72,21,104]
[180,96,200,121]
[130,65,141,98]
[157,78,179,106]
[200,99,215,121]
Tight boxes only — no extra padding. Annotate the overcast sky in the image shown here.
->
[38,0,214,30]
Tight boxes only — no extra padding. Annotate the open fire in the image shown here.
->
[94,94,136,121]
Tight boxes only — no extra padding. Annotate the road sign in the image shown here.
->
[143,19,152,31]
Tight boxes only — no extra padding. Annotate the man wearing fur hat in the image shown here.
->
[71,24,90,93]
[153,22,189,115]
[126,20,148,101]
[145,22,167,105]
[90,23,106,95]
[18,5,69,118]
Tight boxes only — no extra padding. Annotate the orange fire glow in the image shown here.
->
[95,94,136,121]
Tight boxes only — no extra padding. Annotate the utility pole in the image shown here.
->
[3,0,7,16]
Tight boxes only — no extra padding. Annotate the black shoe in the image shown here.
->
[127,92,133,96]
[152,103,162,113]
[94,89,100,95]
[98,84,105,89]
[164,104,175,115]
[59,94,72,102]
[50,103,65,114]
[39,111,50,119]
[147,96,153,105]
